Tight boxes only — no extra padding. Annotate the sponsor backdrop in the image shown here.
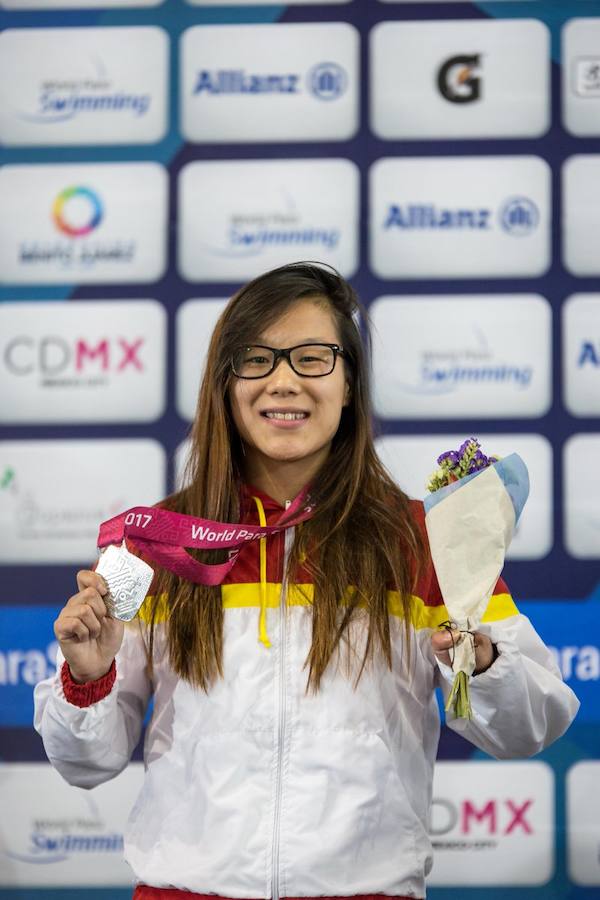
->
[0,0,598,897]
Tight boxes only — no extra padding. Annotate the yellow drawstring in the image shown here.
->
[252,496,271,648]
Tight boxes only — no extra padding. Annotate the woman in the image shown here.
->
[34,262,578,900]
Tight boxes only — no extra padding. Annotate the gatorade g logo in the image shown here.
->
[437,54,482,104]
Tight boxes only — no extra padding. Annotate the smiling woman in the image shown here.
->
[34,261,579,900]
[229,299,351,504]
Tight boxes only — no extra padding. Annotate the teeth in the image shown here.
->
[266,412,306,420]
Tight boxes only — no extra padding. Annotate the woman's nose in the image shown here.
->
[265,356,300,392]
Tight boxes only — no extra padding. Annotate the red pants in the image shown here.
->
[133,890,418,900]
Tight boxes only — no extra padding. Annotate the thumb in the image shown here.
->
[431,626,462,654]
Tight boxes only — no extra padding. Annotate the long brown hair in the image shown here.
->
[147,262,425,690]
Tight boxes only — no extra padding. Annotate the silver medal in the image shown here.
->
[95,543,154,622]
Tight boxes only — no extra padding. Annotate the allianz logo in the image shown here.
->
[578,341,600,367]
[193,61,347,100]
[384,197,539,236]
[0,640,58,686]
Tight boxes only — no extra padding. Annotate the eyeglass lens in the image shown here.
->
[234,344,336,378]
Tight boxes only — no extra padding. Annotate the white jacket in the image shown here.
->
[33,495,579,899]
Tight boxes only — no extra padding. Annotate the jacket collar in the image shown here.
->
[240,482,309,514]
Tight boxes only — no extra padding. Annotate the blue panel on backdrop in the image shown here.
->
[0,606,60,727]
[520,588,600,724]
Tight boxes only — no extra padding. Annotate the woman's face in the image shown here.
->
[229,297,350,484]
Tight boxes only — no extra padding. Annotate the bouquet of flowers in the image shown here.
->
[425,438,529,719]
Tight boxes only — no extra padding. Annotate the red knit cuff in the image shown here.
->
[61,660,117,707]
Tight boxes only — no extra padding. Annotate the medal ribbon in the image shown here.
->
[97,490,314,586]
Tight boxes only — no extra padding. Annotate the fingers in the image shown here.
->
[55,613,95,643]
[473,632,495,674]
[55,601,103,642]
[76,569,108,596]
[54,573,110,643]
[430,628,497,675]
[430,626,462,654]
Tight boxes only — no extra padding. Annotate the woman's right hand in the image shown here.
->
[54,570,125,684]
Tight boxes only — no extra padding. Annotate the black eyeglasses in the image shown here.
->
[232,343,345,379]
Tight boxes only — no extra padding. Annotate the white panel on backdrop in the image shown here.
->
[176,299,228,421]
[0,762,144,886]
[379,0,538,3]
[374,433,553,560]
[0,0,163,6]
[178,159,359,282]
[0,301,166,424]
[371,19,549,140]
[428,761,554,885]
[563,294,600,416]
[370,156,550,279]
[563,155,600,276]
[0,163,167,285]
[181,24,358,143]
[175,438,192,490]
[0,440,165,563]
[563,19,600,137]
[564,434,600,559]
[0,28,168,146]
[186,0,351,4]
[567,762,600,885]
[371,295,551,419]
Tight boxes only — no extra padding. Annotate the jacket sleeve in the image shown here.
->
[410,498,579,758]
[433,584,580,758]
[33,621,152,789]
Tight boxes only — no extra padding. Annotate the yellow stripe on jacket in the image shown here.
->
[137,586,518,630]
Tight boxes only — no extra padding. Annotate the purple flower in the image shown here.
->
[458,437,479,457]
[427,438,500,493]
[473,451,488,468]
[437,450,459,466]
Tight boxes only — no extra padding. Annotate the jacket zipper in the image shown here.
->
[271,502,293,900]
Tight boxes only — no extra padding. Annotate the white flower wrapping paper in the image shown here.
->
[424,454,530,689]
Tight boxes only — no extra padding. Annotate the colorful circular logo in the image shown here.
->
[52,186,103,237]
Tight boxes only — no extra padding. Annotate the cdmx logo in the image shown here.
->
[499,197,539,236]
[431,797,534,836]
[437,54,482,104]
[52,186,103,237]
[308,62,347,100]
[3,337,145,375]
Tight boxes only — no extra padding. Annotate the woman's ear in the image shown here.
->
[343,379,351,407]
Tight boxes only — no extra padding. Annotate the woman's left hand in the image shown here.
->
[431,627,496,675]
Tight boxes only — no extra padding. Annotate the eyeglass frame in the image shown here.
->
[231,342,346,379]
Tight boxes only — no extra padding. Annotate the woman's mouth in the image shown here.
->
[263,411,308,421]
[261,410,310,427]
